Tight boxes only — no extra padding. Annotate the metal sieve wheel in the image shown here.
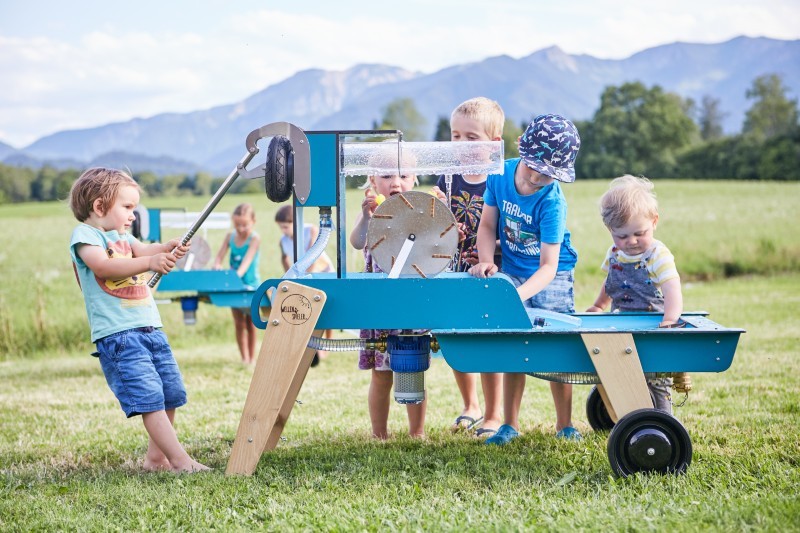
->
[365,191,458,278]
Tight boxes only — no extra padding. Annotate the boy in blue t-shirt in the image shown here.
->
[68,167,209,472]
[469,114,582,444]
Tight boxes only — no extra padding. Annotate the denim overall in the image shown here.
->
[606,250,673,413]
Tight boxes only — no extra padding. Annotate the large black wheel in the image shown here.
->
[586,386,615,432]
[607,408,692,477]
[265,135,294,202]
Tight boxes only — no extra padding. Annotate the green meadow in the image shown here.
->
[1,180,799,530]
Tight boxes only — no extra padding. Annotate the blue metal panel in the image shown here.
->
[251,273,531,330]
[434,327,742,374]
[156,269,248,293]
[305,132,338,207]
[147,208,161,243]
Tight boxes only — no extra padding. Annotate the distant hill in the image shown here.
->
[0,141,16,161]
[6,36,799,176]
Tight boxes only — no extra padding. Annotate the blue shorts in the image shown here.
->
[95,327,187,418]
[504,270,575,313]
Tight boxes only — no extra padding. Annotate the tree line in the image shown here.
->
[1,73,797,204]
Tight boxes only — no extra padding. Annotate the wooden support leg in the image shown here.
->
[581,333,653,421]
[226,282,327,476]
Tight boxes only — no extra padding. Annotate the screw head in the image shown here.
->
[592,347,600,354]
[313,295,321,301]
[281,285,289,292]
[272,319,280,326]
[625,347,633,354]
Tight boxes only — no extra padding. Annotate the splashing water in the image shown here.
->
[341,141,504,176]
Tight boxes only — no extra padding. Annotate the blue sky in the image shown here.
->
[1,0,798,147]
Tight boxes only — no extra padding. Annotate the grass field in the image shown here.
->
[1,180,799,530]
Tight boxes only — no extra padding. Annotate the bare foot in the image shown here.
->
[143,458,171,472]
[171,459,211,473]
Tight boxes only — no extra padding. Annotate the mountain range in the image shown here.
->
[5,36,799,176]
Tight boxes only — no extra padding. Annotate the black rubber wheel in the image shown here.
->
[586,386,615,432]
[607,408,692,477]
[265,135,294,203]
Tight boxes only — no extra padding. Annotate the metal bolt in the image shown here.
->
[647,448,655,456]
[485,284,489,288]
[484,314,489,318]
[299,197,305,201]
[524,358,529,362]
[281,285,289,292]
[314,295,321,301]
[272,319,280,326]
[592,347,600,354]
[247,437,253,443]
[715,357,720,361]
[625,347,633,354]
[299,139,304,144]
[524,341,529,345]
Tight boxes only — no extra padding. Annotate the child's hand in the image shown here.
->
[362,189,378,217]
[170,239,192,260]
[456,223,467,242]
[149,252,178,274]
[469,262,497,278]
[461,247,480,266]
[586,305,604,312]
[431,186,447,203]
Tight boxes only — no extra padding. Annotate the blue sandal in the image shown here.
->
[484,424,520,445]
[556,426,582,440]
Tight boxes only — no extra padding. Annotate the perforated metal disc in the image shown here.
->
[175,236,212,271]
[366,191,458,277]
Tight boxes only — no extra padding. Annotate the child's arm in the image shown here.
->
[587,281,611,312]
[213,232,232,269]
[515,243,559,301]
[77,243,178,280]
[660,277,683,326]
[280,242,291,271]
[349,190,378,250]
[468,205,499,277]
[235,234,261,279]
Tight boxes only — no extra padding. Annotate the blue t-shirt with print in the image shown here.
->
[70,223,163,342]
[483,158,577,278]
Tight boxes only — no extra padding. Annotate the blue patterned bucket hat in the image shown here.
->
[518,114,581,183]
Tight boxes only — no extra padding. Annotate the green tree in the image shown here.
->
[376,98,427,141]
[578,82,699,178]
[743,74,799,140]
[697,95,727,141]
[433,116,450,141]
[502,119,523,159]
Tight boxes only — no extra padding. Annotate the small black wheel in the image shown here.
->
[265,135,294,202]
[607,408,692,477]
[586,386,615,432]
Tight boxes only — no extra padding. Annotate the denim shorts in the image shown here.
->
[95,327,187,418]
[504,270,575,313]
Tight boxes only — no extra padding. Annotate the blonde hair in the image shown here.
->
[450,97,505,140]
[359,143,419,190]
[68,167,140,222]
[232,203,256,220]
[600,175,659,229]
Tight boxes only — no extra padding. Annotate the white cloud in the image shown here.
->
[0,1,798,147]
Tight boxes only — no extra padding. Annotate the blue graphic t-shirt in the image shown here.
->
[69,223,162,342]
[483,158,577,278]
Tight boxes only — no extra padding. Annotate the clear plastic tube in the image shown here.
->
[284,211,333,279]
[341,141,503,176]
[307,336,366,352]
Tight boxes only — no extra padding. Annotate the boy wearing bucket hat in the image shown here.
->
[469,113,582,444]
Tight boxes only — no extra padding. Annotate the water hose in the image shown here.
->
[283,209,333,279]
